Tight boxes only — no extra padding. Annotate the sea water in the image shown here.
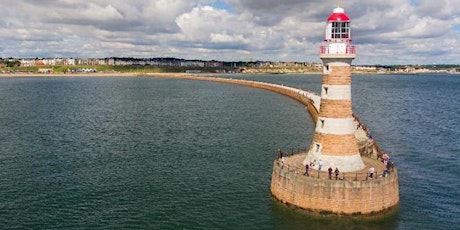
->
[0,74,458,229]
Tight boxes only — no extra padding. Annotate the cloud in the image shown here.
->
[0,0,459,64]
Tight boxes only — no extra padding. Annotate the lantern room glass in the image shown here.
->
[331,22,350,40]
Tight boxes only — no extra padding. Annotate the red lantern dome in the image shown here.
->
[327,8,350,22]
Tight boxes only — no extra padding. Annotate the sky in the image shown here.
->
[0,0,459,65]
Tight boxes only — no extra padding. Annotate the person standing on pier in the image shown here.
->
[369,167,375,179]
[277,149,283,159]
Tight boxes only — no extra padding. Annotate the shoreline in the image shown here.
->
[0,71,458,78]
[0,72,322,77]
[0,72,139,77]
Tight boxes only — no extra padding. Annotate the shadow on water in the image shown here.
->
[270,198,399,230]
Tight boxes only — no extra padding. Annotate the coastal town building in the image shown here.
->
[37,68,53,74]
[2,57,459,74]
[353,66,377,71]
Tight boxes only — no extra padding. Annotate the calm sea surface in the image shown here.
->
[0,74,458,229]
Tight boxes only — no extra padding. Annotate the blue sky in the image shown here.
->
[454,25,460,32]
[0,0,459,65]
[211,0,234,11]
[409,0,420,6]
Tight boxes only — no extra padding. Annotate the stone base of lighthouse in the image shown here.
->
[270,155,399,217]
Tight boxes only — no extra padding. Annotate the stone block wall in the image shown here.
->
[322,66,352,85]
[270,161,399,216]
[313,133,359,155]
[319,100,353,118]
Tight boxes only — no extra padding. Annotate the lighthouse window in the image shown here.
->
[320,119,325,128]
[324,87,329,95]
[316,144,320,152]
[331,22,350,39]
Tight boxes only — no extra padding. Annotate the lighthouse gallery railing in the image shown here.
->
[319,45,356,55]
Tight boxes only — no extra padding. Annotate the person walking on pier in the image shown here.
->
[328,167,333,179]
[334,168,340,180]
[304,164,309,176]
[318,159,323,171]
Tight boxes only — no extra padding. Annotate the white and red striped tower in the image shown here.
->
[304,5,365,172]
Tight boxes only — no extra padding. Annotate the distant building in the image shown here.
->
[64,58,76,66]
[67,68,97,73]
[180,61,205,67]
[38,68,53,73]
[20,59,35,67]
[354,66,377,71]
[205,61,223,68]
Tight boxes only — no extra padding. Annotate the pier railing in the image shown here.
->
[275,157,394,182]
[319,45,356,55]
[275,139,394,182]
[353,114,385,159]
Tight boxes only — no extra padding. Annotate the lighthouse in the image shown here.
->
[304,6,365,172]
[270,4,399,216]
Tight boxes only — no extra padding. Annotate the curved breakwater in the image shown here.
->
[144,74,321,122]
